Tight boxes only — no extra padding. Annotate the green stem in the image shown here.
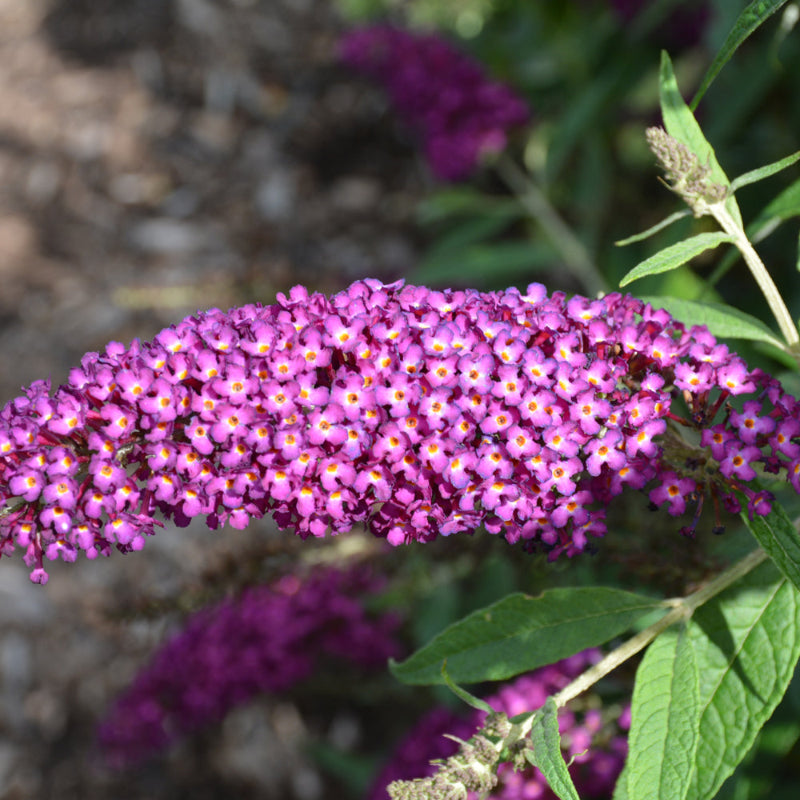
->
[495,155,609,297]
[711,203,800,350]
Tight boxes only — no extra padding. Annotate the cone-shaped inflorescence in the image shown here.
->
[340,25,530,180]
[1,279,797,583]
[98,565,402,768]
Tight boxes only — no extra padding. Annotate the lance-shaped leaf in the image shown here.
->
[686,558,800,800]
[731,150,800,192]
[625,624,700,800]
[740,496,800,594]
[749,176,800,242]
[691,0,790,110]
[615,210,692,247]
[637,296,785,350]
[390,587,662,686]
[619,232,735,288]
[659,52,743,228]
[526,698,580,800]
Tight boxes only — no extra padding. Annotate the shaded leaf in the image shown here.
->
[749,176,800,242]
[691,0,790,110]
[740,497,800,595]
[389,588,662,686]
[526,698,580,800]
[441,662,494,715]
[619,232,735,287]
[626,625,700,800]
[731,150,800,192]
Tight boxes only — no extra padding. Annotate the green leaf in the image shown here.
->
[691,0,790,110]
[637,296,785,350]
[612,764,630,800]
[626,624,700,800]
[389,588,663,686]
[441,662,494,715]
[748,176,800,243]
[618,232,735,287]
[659,52,743,228]
[740,497,800,595]
[615,210,692,247]
[686,558,800,799]
[526,698,581,800]
[731,150,800,192]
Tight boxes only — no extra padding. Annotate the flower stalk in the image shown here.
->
[495,154,609,297]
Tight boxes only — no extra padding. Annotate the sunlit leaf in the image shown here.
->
[638,296,785,350]
[618,232,735,287]
[626,625,700,800]
[659,52,743,228]
[685,558,800,799]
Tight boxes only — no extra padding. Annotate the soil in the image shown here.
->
[0,1,426,797]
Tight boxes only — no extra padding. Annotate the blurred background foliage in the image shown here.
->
[337,0,800,350]
[327,2,800,797]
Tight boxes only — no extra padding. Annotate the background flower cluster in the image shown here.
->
[98,564,402,768]
[340,25,530,180]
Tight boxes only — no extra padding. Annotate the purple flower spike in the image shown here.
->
[98,566,402,768]
[368,649,629,800]
[3,278,800,582]
[340,25,530,180]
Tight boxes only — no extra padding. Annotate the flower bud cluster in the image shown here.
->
[1,278,798,583]
[339,25,530,180]
[646,127,728,216]
[97,565,401,767]
[375,649,630,800]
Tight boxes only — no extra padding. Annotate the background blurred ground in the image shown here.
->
[3,1,800,798]
[0,1,427,797]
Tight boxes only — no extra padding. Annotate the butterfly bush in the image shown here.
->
[339,25,530,180]
[1,278,798,584]
[370,649,629,800]
[98,565,401,767]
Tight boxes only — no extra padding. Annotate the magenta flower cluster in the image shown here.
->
[97,565,402,767]
[339,25,530,180]
[368,649,630,800]
[1,278,798,584]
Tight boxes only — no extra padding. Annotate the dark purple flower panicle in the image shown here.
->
[368,649,630,800]
[97,566,402,767]
[339,25,530,180]
[1,278,799,583]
